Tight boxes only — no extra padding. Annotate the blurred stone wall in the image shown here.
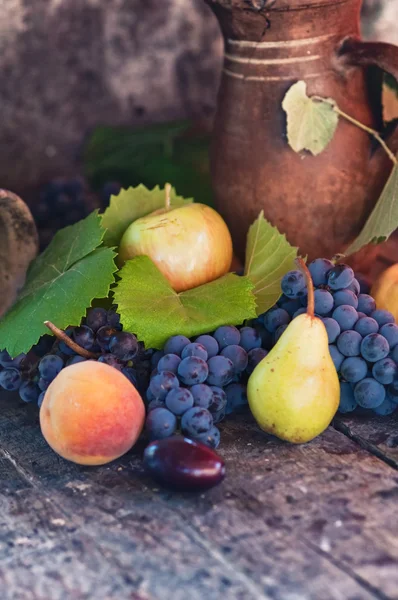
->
[0,0,396,197]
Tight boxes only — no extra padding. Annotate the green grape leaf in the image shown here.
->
[101,184,192,247]
[244,212,299,315]
[282,80,339,156]
[114,256,257,349]
[345,163,398,256]
[0,212,117,356]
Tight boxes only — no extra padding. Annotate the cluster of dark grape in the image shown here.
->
[144,326,268,449]
[270,259,398,416]
[30,177,121,251]
[0,307,151,407]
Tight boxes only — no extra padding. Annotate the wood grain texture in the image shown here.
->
[0,391,397,599]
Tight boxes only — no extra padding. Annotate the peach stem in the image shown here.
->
[44,321,100,359]
[296,258,314,318]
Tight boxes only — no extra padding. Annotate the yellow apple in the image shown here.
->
[118,203,233,292]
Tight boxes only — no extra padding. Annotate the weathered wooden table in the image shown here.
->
[0,391,397,600]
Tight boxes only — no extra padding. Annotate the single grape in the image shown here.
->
[213,326,241,350]
[379,323,398,349]
[354,378,385,409]
[109,331,138,361]
[72,325,95,351]
[86,307,108,332]
[38,391,45,408]
[146,407,177,440]
[340,357,368,383]
[0,368,22,391]
[38,354,64,382]
[354,317,379,337]
[336,331,362,357]
[147,398,166,412]
[361,333,390,362]
[66,355,87,367]
[346,279,360,296]
[220,345,248,373]
[333,290,358,309]
[149,371,180,400]
[225,383,248,414]
[121,367,138,387]
[96,326,118,352]
[373,397,397,416]
[339,382,357,413]
[387,380,398,404]
[308,258,334,286]
[190,384,214,409]
[247,348,268,374]
[263,308,291,334]
[239,327,262,352]
[151,350,164,369]
[313,289,334,316]
[38,377,51,392]
[97,354,124,370]
[372,358,397,385]
[357,294,376,315]
[165,388,194,416]
[329,345,344,370]
[181,407,213,437]
[181,343,208,361]
[106,309,122,330]
[321,318,340,344]
[274,324,288,344]
[209,386,227,423]
[332,305,358,331]
[19,381,41,403]
[327,264,354,290]
[278,297,303,317]
[281,270,307,298]
[207,356,234,387]
[157,353,181,374]
[195,335,219,359]
[178,356,209,385]
[193,426,221,449]
[371,310,395,328]
[164,335,191,356]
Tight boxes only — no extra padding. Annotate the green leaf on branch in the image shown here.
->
[114,256,257,349]
[345,163,398,256]
[101,184,192,247]
[282,80,339,156]
[0,213,117,356]
[244,212,299,315]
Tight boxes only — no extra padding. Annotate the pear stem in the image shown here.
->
[44,321,100,359]
[165,183,171,211]
[296,258,314,318]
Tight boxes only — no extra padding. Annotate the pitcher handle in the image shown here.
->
[337,36,398,154]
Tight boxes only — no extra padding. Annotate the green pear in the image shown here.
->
[247,260,339,444]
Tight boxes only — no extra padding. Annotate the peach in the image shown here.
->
[40,361,145,466]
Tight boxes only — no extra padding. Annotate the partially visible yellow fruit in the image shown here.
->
[371,264,398,322]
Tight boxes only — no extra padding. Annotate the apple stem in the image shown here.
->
[296,258,314,318]
[165,183,171,211]
[43,321,100,359]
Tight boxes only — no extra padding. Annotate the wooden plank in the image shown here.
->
[0,392,397,599]
[334,412,398,469]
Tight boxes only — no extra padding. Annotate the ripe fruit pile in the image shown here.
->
[273,259,398,416]
[0,307,151,407]
[144,326,268,449]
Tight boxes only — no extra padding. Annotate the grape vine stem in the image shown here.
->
[313,97,398,166]
[44,321,100,359]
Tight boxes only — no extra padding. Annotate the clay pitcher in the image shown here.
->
[206,0,398,262]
